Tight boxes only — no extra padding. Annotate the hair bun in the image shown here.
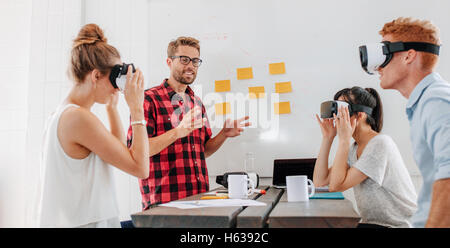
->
[73,23,107,48]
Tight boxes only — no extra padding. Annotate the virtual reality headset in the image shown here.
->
[359,41,440,74]
[320,100,373,119]
[109,63,136,91]
[216,171,259,188]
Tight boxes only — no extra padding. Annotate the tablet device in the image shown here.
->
[272,158,316,188]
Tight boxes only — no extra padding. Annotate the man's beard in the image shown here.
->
[174,69,196,85]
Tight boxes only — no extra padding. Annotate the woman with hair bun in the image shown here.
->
[313,86,417,228]
[37,24,149,228]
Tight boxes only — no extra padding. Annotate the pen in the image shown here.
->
[252,189,266,194]
[215,193,228,197]
[200,196,229,200]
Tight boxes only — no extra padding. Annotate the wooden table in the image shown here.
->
[268,190,360,228]
[131,186,360,228]
[131,186,270,228]
[236,187,283,228]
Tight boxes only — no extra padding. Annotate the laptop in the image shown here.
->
[272,158,316,189]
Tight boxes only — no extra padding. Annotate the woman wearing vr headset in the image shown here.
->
[37,24,149,227]
[313,87,417,228]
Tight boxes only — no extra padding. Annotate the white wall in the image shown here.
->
[0,0,32,228]
[24,0,83,227]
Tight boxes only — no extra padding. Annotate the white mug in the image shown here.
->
[286,175,315,202]
[228,175,256,199]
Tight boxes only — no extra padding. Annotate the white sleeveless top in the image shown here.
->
[37,104,120,227]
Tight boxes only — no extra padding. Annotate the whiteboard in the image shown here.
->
[146,0,450,177]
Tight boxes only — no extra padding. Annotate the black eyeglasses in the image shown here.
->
[170,55,203,67]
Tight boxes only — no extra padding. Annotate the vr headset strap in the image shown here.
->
[384,42,440,55]
[109,64,123,89]
[351,104,373,116]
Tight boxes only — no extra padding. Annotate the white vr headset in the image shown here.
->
[109,63,136,91]
[320,100,373,119]
[359,41,440,74]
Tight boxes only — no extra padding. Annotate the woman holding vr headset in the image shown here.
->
[37,24,149,227]
[313,87,417,228]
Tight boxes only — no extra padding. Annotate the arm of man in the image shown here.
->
[204,130,227,158]
[148,128,180,157]
[426,178,450,227]
[148,106,205,157]
[423,97,450,227]
[204,117,250,158]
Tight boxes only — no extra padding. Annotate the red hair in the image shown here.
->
[379,17,441,70]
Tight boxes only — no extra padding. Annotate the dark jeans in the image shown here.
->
[120,220,135,228]
[357,223,388,228]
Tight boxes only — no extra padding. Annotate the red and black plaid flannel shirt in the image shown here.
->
[127,79,212,210]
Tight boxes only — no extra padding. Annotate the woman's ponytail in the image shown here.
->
[364,88,383,132]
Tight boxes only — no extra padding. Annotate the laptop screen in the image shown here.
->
[272,158,316,187]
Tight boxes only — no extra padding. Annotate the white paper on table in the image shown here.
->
[159,199,267,209]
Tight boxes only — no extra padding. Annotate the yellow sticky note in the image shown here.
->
[215,80,231,92]
[237,67,253,80]
[215,102,231,115]
[275,81,292,93]
[274,102,291,115]
[269,62,286,75]
[248,86,265,99]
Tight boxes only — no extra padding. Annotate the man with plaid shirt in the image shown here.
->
[127,37,250,210]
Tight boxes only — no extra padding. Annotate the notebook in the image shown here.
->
[309,192,344,200]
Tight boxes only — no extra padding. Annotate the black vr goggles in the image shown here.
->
[216,172,260,189]
[109,63,136,91]
[320,100,373,119]
[359,41,440,74]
